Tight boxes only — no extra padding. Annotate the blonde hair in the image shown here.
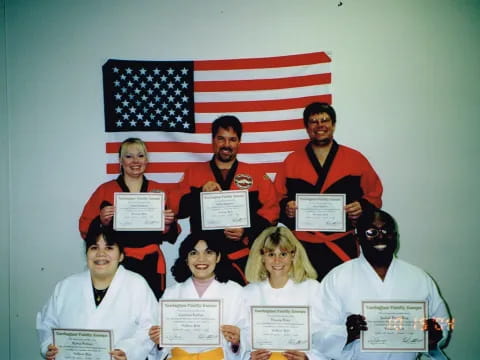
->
[118,137,149,161]
[245,226,317,283]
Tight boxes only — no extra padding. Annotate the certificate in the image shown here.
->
[160,299,222,347]
[52,328,112,360]
[361,301,427,352]
[200,190,250,230]
[113,192,164,231]
[251,306,310,351]
[295,193,346,232]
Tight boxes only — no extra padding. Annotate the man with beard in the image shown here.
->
[173,115,279,285]
[274,102,383,280]
[313,210,451,360]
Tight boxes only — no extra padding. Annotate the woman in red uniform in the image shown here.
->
[79,137,179,299]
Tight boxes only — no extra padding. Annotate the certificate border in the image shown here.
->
[52,328,113,359]
[113,192,165,231]
[361,300,428,352]
[160,299,222,347]
[200,189,251,230]
[295,193,346,232]
[250,305,311,352]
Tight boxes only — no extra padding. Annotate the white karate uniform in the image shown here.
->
[314,253,450,360]
[36,265,157,360]
[242,279,329,360]
[156,278,247,360]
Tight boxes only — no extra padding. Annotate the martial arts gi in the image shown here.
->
[36,265,157,360]
[79,175,179,299]
[314,253,450,360]
[156,278,247,360]
[242,279,329,360]
[275,141,383,280]
[173,159,279,284]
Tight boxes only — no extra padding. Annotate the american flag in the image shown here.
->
[103,51,332,187]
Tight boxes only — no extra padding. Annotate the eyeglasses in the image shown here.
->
[365,228,391,238]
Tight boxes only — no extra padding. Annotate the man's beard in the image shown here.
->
[216,147,234,162]
[311,137,332,147]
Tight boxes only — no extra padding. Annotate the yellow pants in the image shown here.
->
[269,353,288,360]
[169,347,224,360]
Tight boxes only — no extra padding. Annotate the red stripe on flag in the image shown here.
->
[195,52,331,70]
[196,95,332,113]
[107,162,285,175]
[195,73,331,92]
[195,119,305,134]
[107,139,308,154]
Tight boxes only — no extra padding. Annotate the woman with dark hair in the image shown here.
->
[36,224,157,360]
[149,232,247,360]
[243,226,328,360]
[79,137,179,299]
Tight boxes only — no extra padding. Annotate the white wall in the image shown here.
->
[4,0,480,358]
[1,0,11,357]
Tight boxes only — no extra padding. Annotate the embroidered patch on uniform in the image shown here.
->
[234,174,253,189]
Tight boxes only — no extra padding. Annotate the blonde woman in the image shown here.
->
[243,226,328,360]
[79,137,178,299]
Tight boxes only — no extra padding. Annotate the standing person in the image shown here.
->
[172,115,279,285]
[36,224,157,360]
[314,209,450,359]
[79,137,179,299]
[243,226,329,360]
[274,102,383,280]
[148,232,247,360]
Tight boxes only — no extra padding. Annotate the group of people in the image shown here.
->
[36,102,451,359]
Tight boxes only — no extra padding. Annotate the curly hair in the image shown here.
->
[245,226,317,283]
[171,232,235,283]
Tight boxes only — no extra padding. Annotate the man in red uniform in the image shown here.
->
[173,115,279,284]
[275,102,383,280]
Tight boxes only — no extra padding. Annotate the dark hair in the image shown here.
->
[84,221,124,254]
[303,102,337,127]
[211,115,242,140]
[171,231,233,283]
[356,209,397,235]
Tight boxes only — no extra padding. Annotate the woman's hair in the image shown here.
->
[118,137,149,159]
[84,221,124,254]
[245,226,317,283]
[171,231,234,283]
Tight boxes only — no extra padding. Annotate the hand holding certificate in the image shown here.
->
[251,306,310,351]
[52,328,112,360]
[113,192,165,231]
[361,301,427,352]
[295,193,346,232]
[160,300,222,347]
[200,190,250,230]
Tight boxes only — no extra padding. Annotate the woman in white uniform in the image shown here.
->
[243,226,328,360]
[36,224,157,360]
[149,232,247,360]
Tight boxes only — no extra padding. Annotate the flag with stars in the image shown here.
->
[103,52,332,186]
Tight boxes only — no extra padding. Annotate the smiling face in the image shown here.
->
[119,143,148,179]
[87,235,124,282]
[262,246,294,282]
[187,240,221,280]
[212,127,240,165]
[306,112,335,146]
[359,216,397,267]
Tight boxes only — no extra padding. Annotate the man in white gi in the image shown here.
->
[314,209,451,360]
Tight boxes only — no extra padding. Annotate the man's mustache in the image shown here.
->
[220,147,233,152]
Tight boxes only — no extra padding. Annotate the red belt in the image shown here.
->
[227,247,249,260]
[293,230,356,262]
[124,244,166,289]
